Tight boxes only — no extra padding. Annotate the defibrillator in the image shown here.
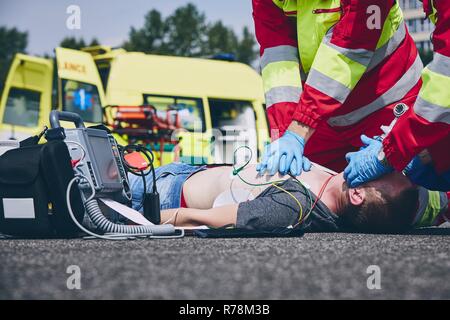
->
[0,111,181,239]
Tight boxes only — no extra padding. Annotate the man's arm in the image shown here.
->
[253,0,302,137]
[161,204,239,228]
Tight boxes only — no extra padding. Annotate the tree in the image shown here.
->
[59,37,99,50]
[124,4,207,57]
[123,9,168,54]
[203,21,238,57]
[236,27,258,65]
[123,3,258,65]
[165,4,207,57]
[0,26,28,92]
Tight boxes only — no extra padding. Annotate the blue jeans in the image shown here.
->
[128,162,206,212]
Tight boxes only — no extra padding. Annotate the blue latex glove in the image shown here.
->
[344,135,393,187]
[404,156,450,191]
[256,130,311,176]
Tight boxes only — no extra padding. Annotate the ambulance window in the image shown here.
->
[208,99,257,164]
[61,79,103,123]
[144,95,205,132]
[208,99,256,130]
[3,88,41,127]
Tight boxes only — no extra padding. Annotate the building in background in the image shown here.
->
[399,0,433,52]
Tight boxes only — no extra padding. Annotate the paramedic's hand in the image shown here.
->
[257,130,311,176]
[344,135,393,187]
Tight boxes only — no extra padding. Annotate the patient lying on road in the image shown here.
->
[128,162,419,233]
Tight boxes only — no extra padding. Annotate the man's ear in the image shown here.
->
[348,187,366,206]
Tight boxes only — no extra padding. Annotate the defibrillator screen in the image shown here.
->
[88,134,121,186]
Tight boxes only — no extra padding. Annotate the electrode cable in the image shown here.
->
[231,146,333,228]
[119,144,158,211]
[66,174,184,240]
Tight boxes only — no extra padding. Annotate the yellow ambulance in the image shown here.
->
[0,46,269,165]
[0,48,106,140]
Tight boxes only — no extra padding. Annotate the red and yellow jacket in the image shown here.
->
[253,0,422,135]
[383,0,450,174]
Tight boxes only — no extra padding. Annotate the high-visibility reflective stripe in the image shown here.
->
[368,22,407,72]
[414,189,447,228]
[323,29,373,67]
[261,45,299,70]
[307,16,406,105]
[427,52,450,78]
[262,61,301,93]
[265,86,302,108]
[311,43,367,90]
[413,187,429,227]
[322,21,406,74]
[328,55,423,127]
[414,97,450,124]
[419,67,450,109]
[306,68,351,104]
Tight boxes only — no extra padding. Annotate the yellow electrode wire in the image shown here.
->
[271,183,304,224]
[232,146,313,226]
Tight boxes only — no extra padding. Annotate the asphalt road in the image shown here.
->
[1,228,449,300]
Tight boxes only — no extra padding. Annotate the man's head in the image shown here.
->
[338,172,418,233]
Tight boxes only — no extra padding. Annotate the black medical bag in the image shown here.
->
[0,140,84,238]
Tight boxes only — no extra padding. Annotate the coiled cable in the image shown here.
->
[84,197,162,235]
[66,176,183,240]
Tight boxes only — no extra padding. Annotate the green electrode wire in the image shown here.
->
[232,146,314,226]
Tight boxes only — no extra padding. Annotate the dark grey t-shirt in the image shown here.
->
[236,178,341,232]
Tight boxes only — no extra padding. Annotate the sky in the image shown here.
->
[0,0,255,56]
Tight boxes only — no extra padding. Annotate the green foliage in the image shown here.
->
[123,3,258,65]
[0,26,28,92]
[165,4,207,57]
[59,37,99,50]
[124,9,168,54]
[203,21,238,56]
[236,27,258,66]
